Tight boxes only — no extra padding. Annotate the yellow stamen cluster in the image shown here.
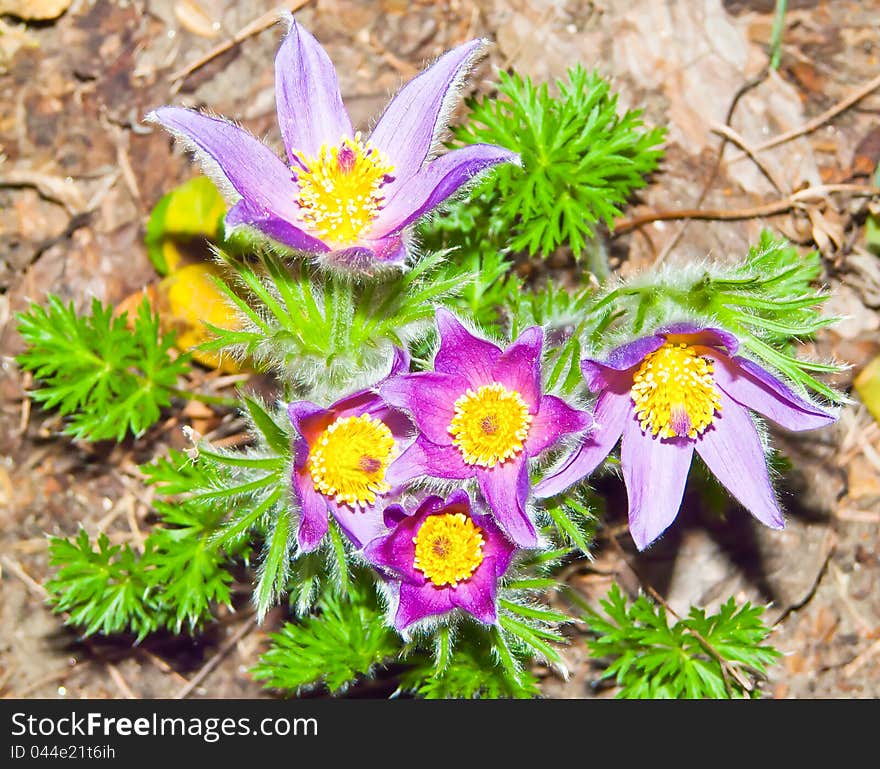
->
[413,513,485,587]
[448,383,533,467]
[630,342,722,439]
[308,414,396,508]
[294,132,394,246]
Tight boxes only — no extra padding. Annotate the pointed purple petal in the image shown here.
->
[148,107,300,223]
[711,353,836,432]
[525,395,594,456]
[369,39,487,189]
[450,557,499,625]
[659,324,740,354]
[477,457,535,548]
[326,499,387,549]
[292,468,329,552]
[471,514,517,576]
[371,144,520,236]
[275,20,352,161]
[386,435,474,484]
[320,235,407,271]
[492,326,542,410]
[287,400,330,446]
[382,503,408,529]
[695,393,784,529]
[580,335,664,391]
[380,371,466,445]
[226,200,327,253]
[433,308,502,388]
[396,582,455,630]
[620,416,694,551]
[534,391,630,498]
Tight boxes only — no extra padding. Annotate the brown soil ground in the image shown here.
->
[1,0,879,699]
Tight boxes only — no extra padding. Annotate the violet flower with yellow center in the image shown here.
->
[147,18,519,271]
[535,323,837,551]
[364,490,515,629]
[380,309,594,548]
[288,349,414,552]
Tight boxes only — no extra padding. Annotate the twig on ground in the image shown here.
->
[710,122,786,194]
[614,184,880,234]
[174,614,257,699]
[107,662,138,699]
[168,1,311,85]
[651,68,769,264]
[733,70,880,158]
[0,555,49,600]
[843,638,880,678]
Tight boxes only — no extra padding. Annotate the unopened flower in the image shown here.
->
[380,309,593,547]
[364,490,515,630]
[535,324,836,550]
[148,19,518,271]
[287,349,414,551]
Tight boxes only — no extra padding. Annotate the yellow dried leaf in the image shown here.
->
[854,353,880,424]
[158,263,245,374]
[0,0,71,20]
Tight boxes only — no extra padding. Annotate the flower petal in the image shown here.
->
[492,325,542,410]
[327,499,387,550]
[620,416,694,551]
[695,393,784,529]
[369,39,487,189]
[319,235,408,271]
[472,514,517,576]
[385,436,474,485]
[433,308,502,388]
[450,557,499,625]
[477,457,535,548]
[580,335,664,391]
[147,107,300,223]
[226,200,327,253]
[380,371,466,445]
[525,395,594,456]
[660,323,740,354]
[396,581,455,630]
[534,391,631,498]
[711,353,836,432]
[292,468,329,552]
[275,19,352,161]
[287,400,330,447]
[371,144,520,236]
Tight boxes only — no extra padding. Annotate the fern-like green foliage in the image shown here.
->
[46,530,159,641]
[399,625,542,699]
[253,579,399,695]
[447,65,665,260]
[584,584,781,699]
[45,449,238,639]
[203,250,462,399]
[16,296,190,441]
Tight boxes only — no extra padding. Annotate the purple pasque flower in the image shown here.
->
[534,323,837,551]
[147,18,519,271]
[364,490,516,630]
[379,309,594,548]
[287,348,414,552]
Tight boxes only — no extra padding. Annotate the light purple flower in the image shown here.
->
[287,349,414,552]
[147,19,519,271]
[534,323,837,551]
[364,490,516,630]
[379,309,594,548]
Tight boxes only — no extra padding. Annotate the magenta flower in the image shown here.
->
[287,349,414,552]
[534,324,836,551]
[364,490,515,630]
[147,19,518,270]
[379,309,593,548]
